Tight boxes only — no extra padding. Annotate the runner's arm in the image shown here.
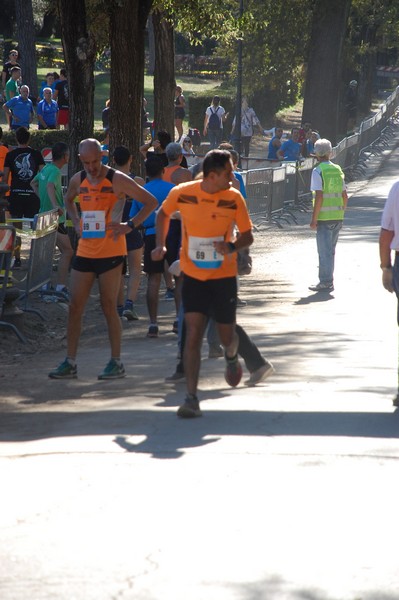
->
[64,173,81,234]
[213,228,253,255]
[47,182,64,216]
[310,190,323,229]
[152,207,170,261]
[113,172,157,227]
[1,166,9,183]
[379,228,395,293]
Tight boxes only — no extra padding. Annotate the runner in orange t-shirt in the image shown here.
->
[48,138,157,381]
[152,149,253,417]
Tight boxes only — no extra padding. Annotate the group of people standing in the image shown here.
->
[1,48,69,131]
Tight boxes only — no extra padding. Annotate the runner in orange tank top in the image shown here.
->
[48,138,157,381]
[162,143,192,185]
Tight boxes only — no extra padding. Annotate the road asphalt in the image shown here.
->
[1,144,399,600]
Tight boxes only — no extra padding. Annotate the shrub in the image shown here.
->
[1,129,105,152]
[188,92,235,134]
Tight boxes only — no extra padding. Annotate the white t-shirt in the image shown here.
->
[232,107,259,137]
[206,105,225,129]
[381,180,399,250]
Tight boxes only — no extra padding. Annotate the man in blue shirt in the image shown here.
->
[3,85,34,130]
[37,87,59,129]
[277,127,302,161]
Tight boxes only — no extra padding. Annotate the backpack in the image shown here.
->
[208,106,221,130]
[188,127,201,147]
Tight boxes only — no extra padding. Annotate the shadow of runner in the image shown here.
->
[1,407,399,459]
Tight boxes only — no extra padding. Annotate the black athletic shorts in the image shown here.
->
[9,193,40,220]
[126,227,143,252]
[72,255,124,276]
[182,274,237,324]
[143,234,164,274]
[165,219,181,266]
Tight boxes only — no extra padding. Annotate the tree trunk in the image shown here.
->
[148,14,155,76]
[108,0,152,176]
[14,0,38,98]
[152,9,176,139]
[57,0,96,177]
[302,0,352,144]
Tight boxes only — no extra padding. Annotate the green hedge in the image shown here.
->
[188,92,235,135]
[1,129,104,151]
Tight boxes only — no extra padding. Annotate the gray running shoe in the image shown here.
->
[308,282,334,292]
[245,361,275,386]
[98,359,126,380]
[177,394,202,418]
[49,358,77,379]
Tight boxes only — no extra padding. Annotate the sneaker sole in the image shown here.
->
[98,372,126,380]
[245,363,275,386]
[49,373,77,379]
[224,360,243,387]
[123,312,139,321]
[165,374,186,382]
[177,405,202,418]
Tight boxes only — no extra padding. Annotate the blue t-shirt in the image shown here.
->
[39,81,56,99]
[129,178,174,235]
[268,136,280,160]
[234,171,247,199]
[5,95,34,128]
[101,144,109,165]
[280,139,301,161]
[37,99,59,127]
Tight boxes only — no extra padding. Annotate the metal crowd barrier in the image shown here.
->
[11,209,59,321]
[241,85,399,224]
[0,224,26,342]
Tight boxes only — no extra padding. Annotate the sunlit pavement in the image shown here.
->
[1,148,399,599]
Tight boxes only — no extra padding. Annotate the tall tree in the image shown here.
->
[57,0,96,176]
[302,0,352,144]
[152,8,175,138]
[108,0,153,175]
[15,0,38,98]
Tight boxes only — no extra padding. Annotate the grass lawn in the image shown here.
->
[93,72,223,129]
[0,65,225,131]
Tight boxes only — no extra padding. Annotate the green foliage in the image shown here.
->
[2,128,69,150]
[1,127,105,151]
[161,0,313,116]
[188,91,235,130]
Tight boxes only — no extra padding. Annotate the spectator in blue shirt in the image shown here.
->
[37,88,59,129]
[3,85,34,130]
[39,72,56,99]
[277,127,302,161]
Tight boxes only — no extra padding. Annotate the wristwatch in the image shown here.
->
[127,219,136,230]
[227,242,236,253]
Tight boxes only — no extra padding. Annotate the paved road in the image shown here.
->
[1,148,399,600]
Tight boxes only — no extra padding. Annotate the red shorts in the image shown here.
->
[58,108,69,126]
